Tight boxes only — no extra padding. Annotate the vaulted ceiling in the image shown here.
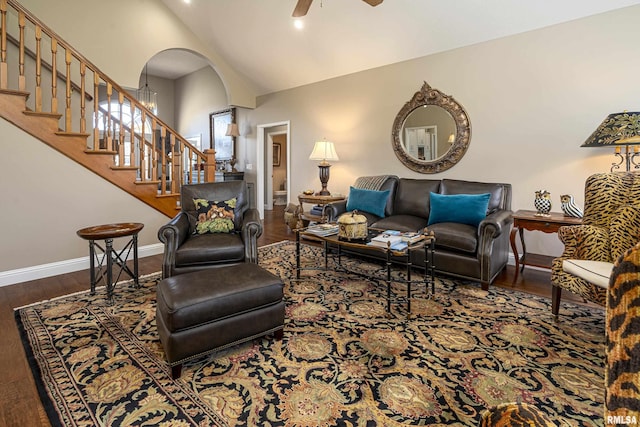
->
[157,0,640,96]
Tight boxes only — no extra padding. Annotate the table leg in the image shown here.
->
[386,250,392,313]
[295,230,301,280]
[89,240,96,294]
[519,227,526,273]
[406,250,412,315]
[133,234,140,288]
[105,238,114,304]
[510,227,519,284]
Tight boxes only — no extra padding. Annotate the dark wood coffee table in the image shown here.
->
[295,227,435,315]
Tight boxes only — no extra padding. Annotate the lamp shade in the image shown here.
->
[309,140,339,162]
[225,123,240,137]
[582,111,640,147]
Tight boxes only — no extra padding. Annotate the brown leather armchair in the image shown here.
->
[158,181,262,278]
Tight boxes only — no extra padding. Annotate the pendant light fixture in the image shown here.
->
[137,64,158,115]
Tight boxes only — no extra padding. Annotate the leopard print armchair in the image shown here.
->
[550,172,640,316]
[480,241,640,426]
[605,241,640,424]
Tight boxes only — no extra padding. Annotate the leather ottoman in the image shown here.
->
[156,263,285,379]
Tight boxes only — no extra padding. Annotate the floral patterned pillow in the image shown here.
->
[193,198,236,234]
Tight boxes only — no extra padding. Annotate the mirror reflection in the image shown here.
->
[402,105,456,161]
[392,82,471,174]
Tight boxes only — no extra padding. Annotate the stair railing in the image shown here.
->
[0,0,215,196]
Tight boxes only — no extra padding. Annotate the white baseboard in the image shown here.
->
[0,243,164,287]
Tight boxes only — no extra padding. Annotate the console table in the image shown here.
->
[510,210,582,284]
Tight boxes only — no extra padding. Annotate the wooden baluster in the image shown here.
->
[34,26,42,112]
[64,49,71,131]
[173,136,183,193]
[93,73,99,148]
[161,127,167,194]
[139,108,146,181]
[106,82,112,151]
[151,120,158,182]
[129,97,135,170]
[17,11,24,91]
[79,63,86,133]
[117,91,125,165]
[50,39,57,113]
[0,0,7,89]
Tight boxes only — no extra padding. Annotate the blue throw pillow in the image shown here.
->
[346,186,390,217]
[427,192,491,227]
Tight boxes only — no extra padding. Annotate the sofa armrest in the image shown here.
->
[157,212,191,278]
[324,200,348,223]
[242,208,263,263]
[478,209,513,238]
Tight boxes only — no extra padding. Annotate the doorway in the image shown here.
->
[256,121,290,219]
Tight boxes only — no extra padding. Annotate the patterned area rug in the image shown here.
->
[15,241,605,426]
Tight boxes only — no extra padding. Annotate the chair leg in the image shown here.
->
[551,285,561,316]
[274,328,284,340]
[171,363,183,380]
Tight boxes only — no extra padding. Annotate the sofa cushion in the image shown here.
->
[429,222,478,253]
[562,259,613,289]
[175,232,245,266]
[440,179,505,213]
[371,214,428,232]
[428,192,491,227]
[394,179,440,218]
[346,186,390,217]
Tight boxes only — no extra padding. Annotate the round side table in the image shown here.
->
[77,222,144,303]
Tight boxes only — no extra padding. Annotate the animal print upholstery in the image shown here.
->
[551,172,640,313]
[479,402,555,427]
[606,241,640,424]
[481,241,640,427]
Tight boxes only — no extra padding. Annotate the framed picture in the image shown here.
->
[273,142,281,167]
[209,108,236,160]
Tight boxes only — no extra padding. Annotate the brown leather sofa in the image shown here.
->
[325,176,512,290]
[157,181,263,279]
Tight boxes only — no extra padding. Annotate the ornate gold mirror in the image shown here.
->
[392,82,471,173]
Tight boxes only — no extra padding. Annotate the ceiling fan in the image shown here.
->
[292,0,383,18]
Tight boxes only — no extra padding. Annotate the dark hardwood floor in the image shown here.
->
[0,205,593,426]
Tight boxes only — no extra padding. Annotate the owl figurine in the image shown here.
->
[560,194,583,218]
[534,190,552,217]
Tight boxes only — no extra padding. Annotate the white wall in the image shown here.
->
[242,6,640,257]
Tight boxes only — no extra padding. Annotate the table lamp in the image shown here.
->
[581,111,640,171]
[309,140,339,196]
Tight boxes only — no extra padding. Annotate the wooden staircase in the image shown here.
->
[0,0,217,218]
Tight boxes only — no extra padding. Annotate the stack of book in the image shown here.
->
[369,230,403,248]
[401,232,425,244]
[305,223,339,236]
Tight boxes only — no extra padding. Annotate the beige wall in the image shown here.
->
[0,120,169,272]
[17,0,257,108]
[242,5,640,256]
[174,66,229,151]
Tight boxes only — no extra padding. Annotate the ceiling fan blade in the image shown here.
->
[292,0,313,17]
[362,0,383,6]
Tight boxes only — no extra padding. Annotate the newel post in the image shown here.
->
[204,149,217,182]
